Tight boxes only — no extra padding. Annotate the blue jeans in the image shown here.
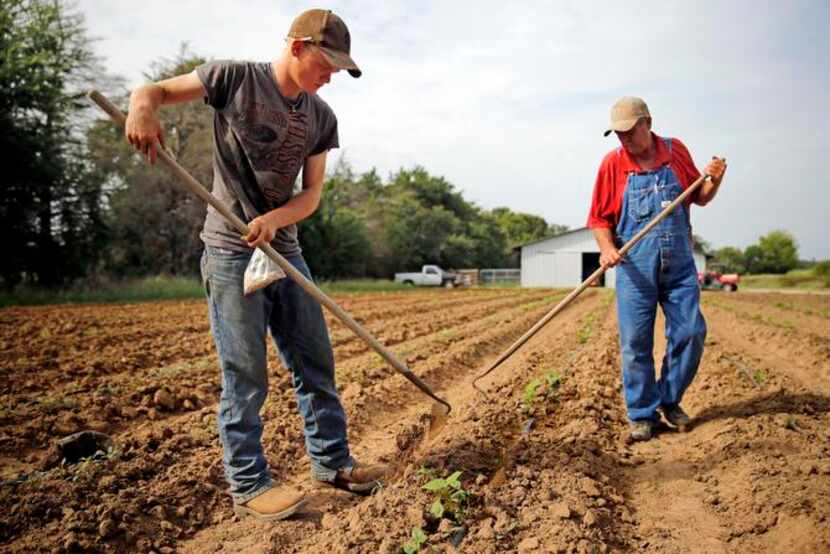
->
[615,235,707,421]
[200,246,354,503]
[614,141,707,422]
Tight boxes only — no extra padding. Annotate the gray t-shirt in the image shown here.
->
[196,60,339,255]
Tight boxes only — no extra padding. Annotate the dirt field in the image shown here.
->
[1,288,828,553]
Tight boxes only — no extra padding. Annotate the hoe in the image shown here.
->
[472,169,720,392]
[87,90,452,417]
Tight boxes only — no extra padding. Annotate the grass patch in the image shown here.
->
[742,268,829,290]
[0,275,204,308]
[317,279,414,294]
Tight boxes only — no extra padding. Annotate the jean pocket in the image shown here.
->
[200,250,211,297]
[629,189,653,221]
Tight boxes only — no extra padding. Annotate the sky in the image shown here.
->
[76,0,830,259]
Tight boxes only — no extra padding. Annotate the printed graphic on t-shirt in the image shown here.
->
[236,101,310,208]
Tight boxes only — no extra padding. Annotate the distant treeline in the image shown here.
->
[1,0,566,289]
[707,230,810,275]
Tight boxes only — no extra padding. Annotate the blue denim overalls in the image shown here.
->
[614,138,707,422]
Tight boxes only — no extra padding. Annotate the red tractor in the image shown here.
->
[698,266,740,292]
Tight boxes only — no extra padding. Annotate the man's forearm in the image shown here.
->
[695,178,722,206]
[592,227,616,251]
[264,188,321,228]
[129,83,166,114]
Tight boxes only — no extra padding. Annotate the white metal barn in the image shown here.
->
[518,227,707,289]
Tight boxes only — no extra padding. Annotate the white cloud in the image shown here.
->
[78,0,829,258]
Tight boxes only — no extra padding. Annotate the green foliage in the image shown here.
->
[88,45,210,278]
[692,234,712,255]
[814,260,830,278]
[4,6,569,287]
[744,230,799,274]
[521,371,562,414]
[577,313,596,344]
[522,378,543,410]
[741,269,828,290]
[0,275,204,307]
[300,162,564,278]
[422,471,472,523]
[0,0,114,287]
[814,260,830,287]
[401,527,428,554]
[752,368,767,386]
[711,246,746,274]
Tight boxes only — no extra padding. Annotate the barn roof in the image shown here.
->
[515,226,707,254]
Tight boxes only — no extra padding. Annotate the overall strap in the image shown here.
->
[661,137,673,168]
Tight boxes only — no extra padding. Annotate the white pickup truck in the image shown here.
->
[394,265,463,288]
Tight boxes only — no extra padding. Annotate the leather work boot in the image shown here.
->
[660,405,692,431]
[233,486,306,522]
[328,462,389,494]
[629,420,654,442]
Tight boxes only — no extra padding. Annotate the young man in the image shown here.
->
[126,9,386,521]
[587,97,727,441]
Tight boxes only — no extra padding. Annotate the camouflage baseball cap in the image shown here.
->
[288,9,361,78]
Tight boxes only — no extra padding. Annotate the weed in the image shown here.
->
[752,369,767,386]
[401,527,428,554]
[577,313,596,344]
[521,371,563,414]
[438,329,457,340]
[522,378,543,411]
[423,471,472,523]
[784,415,799,431]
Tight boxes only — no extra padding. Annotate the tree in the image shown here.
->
[692,234,712,256]
[743,244,764,274]
[491,208,550,247]
[0,0,112,286]
[87,47,212,276]
[757,230,799,273]
[299,161,373,279]
[745,230,799,274]
[712,246,745,274]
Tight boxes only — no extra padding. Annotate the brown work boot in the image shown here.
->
[659,404,692,431]
[330,462,389,494]
[233,486,306,522]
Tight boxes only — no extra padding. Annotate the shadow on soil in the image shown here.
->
[693,390,830,426]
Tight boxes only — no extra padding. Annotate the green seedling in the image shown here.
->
[521,371,563,414]
[752,369,767,386]
[522,378,543,412]
[401,527,427,554]
[784,415,799,431]
[577,313,596,344]
[423,471,472,523]
[545,371,562,390]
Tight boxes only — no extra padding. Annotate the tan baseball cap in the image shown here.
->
[604,96,650,136]
[288,9,361,78]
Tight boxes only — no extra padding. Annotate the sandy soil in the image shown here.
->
[1,288,828,553]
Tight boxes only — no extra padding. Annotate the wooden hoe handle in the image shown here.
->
[87,90,452,414]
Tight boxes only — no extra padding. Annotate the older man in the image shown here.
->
[587,97,726,441]
[126,9,386,520]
